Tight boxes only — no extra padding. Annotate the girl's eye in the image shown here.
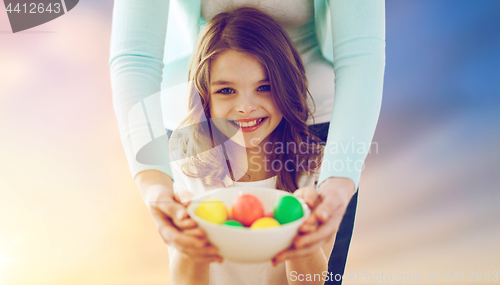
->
[216,88,235,95]
[257,85,271,92]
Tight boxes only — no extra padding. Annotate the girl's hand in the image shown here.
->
[272,177,354,265]
[169,201,223,264]
[135,170,223,263]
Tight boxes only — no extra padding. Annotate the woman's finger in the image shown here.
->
[272,244,322,266]
[316,179,354,223]
[171,216,198,230]
[298,214,318,233]
[153,197,190,223]
[298,219,318,234]
[156,217,208,249]
[312,194,339,224]
[293,184,352,247]
[178,190,195,203]
[294,186,319,208]
[294,213,340,249]
[183,227,207,238]
[150,205,197,230]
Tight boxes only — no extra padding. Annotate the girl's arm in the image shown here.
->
[167,161,222,284]
[170,249,211,285]
[285,245,330,285]
[317,0,386,190]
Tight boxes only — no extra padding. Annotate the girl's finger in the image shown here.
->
[294,187,318,208]
[303,187,320,208]
[178,248,223,263]
[180,247,219,257]
[189,254,224,264]
[293,188,304,195]
[179,245,221,258]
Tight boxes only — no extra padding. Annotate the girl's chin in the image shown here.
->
[228,137,263,149]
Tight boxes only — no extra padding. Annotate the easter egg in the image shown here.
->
[273,196,303,224]
[195,199,227,224]
[231,194,264,227]
[223,220,244,227]
[250,217,280,229]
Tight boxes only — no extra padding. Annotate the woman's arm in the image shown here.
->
[275,0,385,265]
[109,3,221,281]
[109,0,172,178]
[318,0,386,190]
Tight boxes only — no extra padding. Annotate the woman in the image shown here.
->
[109,1,385,283]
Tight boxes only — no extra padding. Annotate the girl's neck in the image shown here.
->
[224,139,276,182]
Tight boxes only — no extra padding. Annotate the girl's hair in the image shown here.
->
[170,7,323,192]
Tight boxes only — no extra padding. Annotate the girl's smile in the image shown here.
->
[228,117,267,132]
[209,49,283,149]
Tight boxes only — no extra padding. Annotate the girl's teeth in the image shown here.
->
[233,118,264,127]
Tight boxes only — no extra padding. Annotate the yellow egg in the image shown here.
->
[250,217,280,229]
[195,199,228,224]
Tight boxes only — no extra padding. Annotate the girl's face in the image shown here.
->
[209,49,283,149]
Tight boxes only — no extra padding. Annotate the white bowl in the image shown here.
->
[186,187,310,263]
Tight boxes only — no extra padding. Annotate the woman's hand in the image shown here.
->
[272,177,355,265]
[135,170,223,263]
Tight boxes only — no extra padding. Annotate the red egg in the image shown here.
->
[231,194,264,227]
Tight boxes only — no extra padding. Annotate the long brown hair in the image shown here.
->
[170,7,323,192]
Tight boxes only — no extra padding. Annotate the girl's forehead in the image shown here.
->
[210,50,269,84]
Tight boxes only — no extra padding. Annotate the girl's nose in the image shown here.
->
[235,93,258,114]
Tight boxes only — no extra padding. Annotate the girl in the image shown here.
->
[168,7,329,285]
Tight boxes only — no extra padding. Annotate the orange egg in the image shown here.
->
[232,194,264,227]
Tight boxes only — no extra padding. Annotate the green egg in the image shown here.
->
[273,196,304,224]
[223,220,244,227]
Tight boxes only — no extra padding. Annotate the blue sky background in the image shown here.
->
[349,1,500,281]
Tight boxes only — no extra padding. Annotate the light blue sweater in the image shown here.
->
[109,0,385,190]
